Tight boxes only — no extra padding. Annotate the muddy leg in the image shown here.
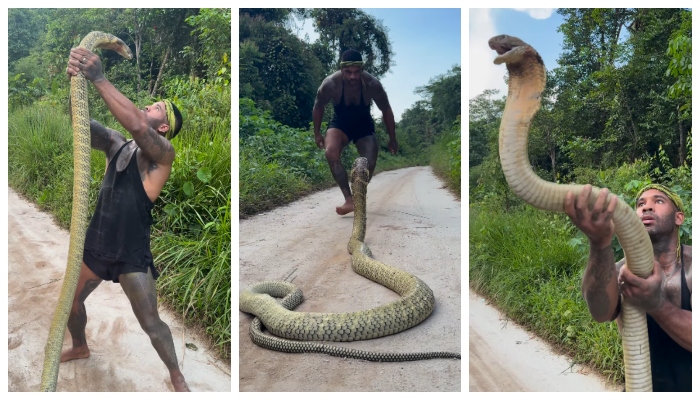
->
[355,134,379,181]
[61,261,102,362]
[325,128,354,215]
[119,268,190,392]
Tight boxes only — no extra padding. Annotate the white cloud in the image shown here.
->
[514,8,555,20]
[469,9,508,100]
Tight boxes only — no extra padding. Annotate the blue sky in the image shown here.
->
[293,8,461,122]
[469,8,565,100]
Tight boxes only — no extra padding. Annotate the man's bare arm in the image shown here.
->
[649,302,692,351]
[92,79,174,166]
[371,80,396,140]
[90,119,125,156]
[67,47,174,168]
[313,78,335,136]
[581,248,622,322]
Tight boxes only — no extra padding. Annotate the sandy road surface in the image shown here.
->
[239,166,461,391]
[469,289,623,392]
[7,188,231,392]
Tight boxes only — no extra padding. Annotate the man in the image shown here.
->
[565,184,691,391]
[63,47,189,391]
[313,49,398,215]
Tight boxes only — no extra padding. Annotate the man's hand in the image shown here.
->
[66,48,105,83]
[564,185,617,248]
[618,260,665,313]
[388,137,398,154]
[315,133,325,150]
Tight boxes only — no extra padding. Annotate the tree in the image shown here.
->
[8,9,48,70]
[415,65,461,131]
[239,13,326,128]
[310,9,394,78]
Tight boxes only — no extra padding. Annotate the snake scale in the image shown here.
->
[240,157,460,361]
[40,31,132,392]
[490,34,654,391]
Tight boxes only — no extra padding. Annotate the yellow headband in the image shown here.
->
[163,99,176,140]
[340,61,364,68]
[636,183,685,259]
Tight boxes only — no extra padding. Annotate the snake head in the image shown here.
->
[107,40,133,61]
[489,34,543,69]
[351,157,370,184]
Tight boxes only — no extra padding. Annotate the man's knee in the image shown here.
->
[368,158,377,170]
[325,146,342,162]
[138,313,166,338]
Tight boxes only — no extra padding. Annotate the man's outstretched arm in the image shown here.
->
[371,79,397,154]
[313,78,333,149]
[67,48,174,166]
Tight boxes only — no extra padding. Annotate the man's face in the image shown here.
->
[342,66,362,86]
[636,189,683,239]
[143,101,169,135]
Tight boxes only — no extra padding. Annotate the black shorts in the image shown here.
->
[83,249,159,283]
[328,121,375,144]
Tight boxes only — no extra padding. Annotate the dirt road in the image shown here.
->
[469,289,623,392]
[7,188,231,392]
[238,166,461,391]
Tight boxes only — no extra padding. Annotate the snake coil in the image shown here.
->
[240,157,460,361]
[40,31,132,392]
[490,34,653,391]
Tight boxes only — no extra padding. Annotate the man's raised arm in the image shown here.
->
[67,47,174,166]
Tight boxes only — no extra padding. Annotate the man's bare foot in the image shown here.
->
[60,346,90,362]
[336,198,354,215]
[170,370,190,392]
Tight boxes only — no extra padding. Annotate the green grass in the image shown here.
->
[8,102,231,360]
[429,117,461,198]
[469,203,626,384]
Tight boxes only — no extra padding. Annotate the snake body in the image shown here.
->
[490,34,653,391]
[40,31,132,392]
[240,157,460,361]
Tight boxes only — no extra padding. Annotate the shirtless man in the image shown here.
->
[62,47,189,391]
[565,184,691,391]
[313,49,398,215]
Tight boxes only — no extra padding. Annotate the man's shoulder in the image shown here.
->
[319,72,340,92]
[363,72,383,91]
[323,71,342,83]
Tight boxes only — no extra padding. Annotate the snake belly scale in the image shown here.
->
[40,31,132,392]
[240,157,460,361]
[489,34,653,391]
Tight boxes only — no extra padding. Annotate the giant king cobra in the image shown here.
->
[240,157,460,362]
[489,34,654,391]
[40,31,132,392]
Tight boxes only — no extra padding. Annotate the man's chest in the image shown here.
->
[112,145,154,182]
[662,268,690,309]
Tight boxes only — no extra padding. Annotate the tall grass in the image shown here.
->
[8,102,231,359]
[430,116,461,197]
[469,203,626,383]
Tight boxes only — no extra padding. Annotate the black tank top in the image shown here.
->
[84,141,154,266]
[646,245,692,391]
[331,80,374,133]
